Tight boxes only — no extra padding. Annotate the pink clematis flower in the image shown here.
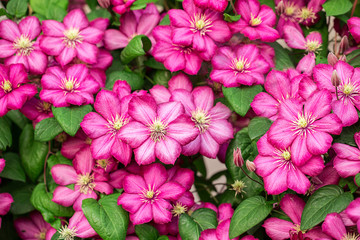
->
[61,129,92,159]
[345,198,360,231]
[322,213,358,240]
[51,148,113,211]
[152,25,204,75]
[170,86,233,158]
[167,166,195,208]
[20,98,53,125]
[57,211,97,239]
[104,4,160,51]
[283,26,322,53]
[229,0,280,42]
[14,211,55,240]
[263,194,330,240]
[39,9,104,66]
[332,132,360,178]
[254,133,324,195]
[168,0,232,58]
[210,44,270,87]
[118,163,186,225]
[119,95,198,165]
[0,64,37,117]
[81,89,132,165]
[251,70,302,121]
[313,61,360,126]
[309,162,340,192]
[40,64,100,108]
[268,90,342,166]
[348,17,360,43]
[296,0,326,26]
[193,0,228,12]
[0,17,48,74]
[111,0,136,15]
[275,0,303,37]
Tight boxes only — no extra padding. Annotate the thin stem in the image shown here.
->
[144,75,155,84]
[229,0,237,14]
[239,166,263,186]
[163,0,170,11]
[351,0,358,17]
[335,86,339,100]
[44,141,52,192]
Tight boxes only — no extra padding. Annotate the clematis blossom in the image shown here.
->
[283,26,322,53]
[40,9,104,66]
[57,211,97,240]
[345,198,360,231]
[322,213,358,240]
[296,0,326,26]
[0,16,48,74]
[118,163,186,225]
[193,0,228,12]
[348,17,360,43]
[20,98,53,125]
[268,90,342,166]
[275,0,303,37]
[14,211,55,240]
[229,0,280,42]
[0,64,37,117]
[111,0,136,15]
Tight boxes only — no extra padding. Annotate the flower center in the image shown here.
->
[297,117,308,128]
[97,159,109,169]
[291,112,316,136]
[196,19,205,30]
[285,6,296,16]
[1,80,12,93]
[342,233,360,240]
[42,102,52,112]
[37,230,46,240]
[58,226,77,240]
[343,84,354,96]
[85,137,92,145]
[173,44,194,55]
[107,114,129,136]
[232,57,251,73]
[61,77,80,93]
[231,180,247,197]
[281,150,291,161]
[305,40,321,52]
[76,173,96,194]
[191,109,211,133]
[250,14,262,26]
[172,202,188,217]
[149,118,167,142]
[297,7,316,23]
[191,13,212,35]
[63,28,83,48]
[140,185,160,204]
[13,35,34,56]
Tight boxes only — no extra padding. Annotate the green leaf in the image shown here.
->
[144,58,167,70]
[301,185,354,230]
[259,0,276,11]
[159,14,170,25]
[158,236,169,240]
[19,124,48,182]
[0,181,35,215]
[0,153,26,182]
[333,120,360,147]
[191,208,218,230]
[87,8,111,21]
[135,224,159,240]
[7,0,28,18]
[86,0,98,9]
[29,0,68,17]
[121,35,152,64]
[47,152,72,169]
[229,196,272,238]
[248,117,272,140]
[268,42,294,70]
[153,70,171,87]
[224,13,241,22]
[45,4,67,21]
[106,70,144,90]
[31,183,74,228]
[34,118,63,142]
[0,117,12,150]
[222,85,263,117]
[130,0,158,10]
[323,0,352,16]
[178,214,201,240]
[355,173,360,187]
[52,105,93,136]
[6,110,29,129]
[82,193,129,240]
[0,8,13,18]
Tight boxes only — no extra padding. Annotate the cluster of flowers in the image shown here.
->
[0,0,360,239]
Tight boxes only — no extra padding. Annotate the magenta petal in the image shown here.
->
[268,119,296,149]
[129,96,157,125]
[290,135,312,166]
[64,9,89,30]
[0,40,17,58]
[104,29,129,50]
[263,167,288,195]
[143,163,167,189]
[94,182,113,194]
[306,131,332,155]
[73,147,94,175]
[0,193,13,215]
[51,164,77,185]
[157,101,184,124]
[93,90,121,121]
[130,203,153,225]
[119,122,149,148]
[56,47,76,66]
[199,131,220,159]
[118,193,143,213]
[314,113,343,135]
[41,20,66,37]
[298,156,325,176]
[263,218,293,240]
[27,50,48,74]
[19,16,41,40]
[152,199,172,224]
[287,168,311,194]
[251,93,279,119]
[73,191,97,211]
[322,213,346,240]
[345,198,360,223]
[182,135,201,156]
[208,120,233,144]
[168,73,193,92]
[149,85,171,104]
[123,175,146,194]
[332,143,360,160]
[333,156,360,178]
[81,112,109,139]
[0,20,21,41]
[158,182,185,200]
[332,99,358,127]
[167,115,198,145]
[155,137,182,165]
[52,186,79,207]
[111,139,132,166]
[304,90,332,120]
[200,229,217,240]
[253,156,278,178]
[134,138,156,165]
[280,194,305,224]
[193,86,214,112]
[76,42,98,65]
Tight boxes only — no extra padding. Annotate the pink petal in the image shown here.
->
[134,138,156,165]
[41,20,66,37]
[155,137,182,165]
[208,119,233,144]
[268,119,296,149]
[73,190,97,211]
[123,175,146,194]
[76,42,98,65]
[0,20,20,41]
[27,50,48,74]
[209,102,232,121]
[265,70,291,101]
[149,85,171,104]
[104,29,129,50]
[322,213,346,240]
[251,93,279,120]
[314,113,343,135]
[287,168,311,194]
[0,193,13,215]
[313,64,334,91]
[129,96,157,125]
[130,203,153,225]
[279,194,305,224]
[81,112,109,139]
[152,199,172,224]
[167,115,198,145]
[306,131,333,155]
[263,167,288,195]
[333,157,360,178]
[290,135,312,166]
[93,90,121,121]
[39,36,65,56]
[283,26,306,49]
[158,182,185,200]
[332,143,360,160]
[119,121,150,148]
[111,139,132,166]
[332,99,358,127]
[182,135,201,156]
[0,40,17,58]
[73,147,94,175]
[278,98,303,120]
[143,163,167,189]
[51,164,78,185]
[263,218,293,240]
[19,16,41,40]
[63,9,89,30]
[199,131,220,159]
[56,47,77,66]
[253,156,278,178]
[157,101,184,124]
[298,155,325,176]
[52,186,79,207]
[80,27,104,44]
[118,193,143,213]
[193,86,214,112]
[168,73,193,92]
[304,90,332,120]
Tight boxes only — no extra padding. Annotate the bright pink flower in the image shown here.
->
[152,26,204,75]
[322,213,357,240]
[14,211,54,240]
[20,98,53,125]
[81,89,132,165]
[111,0,136,15]
[168,0,232,58]
[40,64,100,108]
[251,70,302,121]
[210,45,270,87]
[297,52,316,75]
[254,133,324,195]
[119,95,198,165]
[170,86,233,158]
[310,163,340,192]
[0,64,37,117]
[296,0,326,26]
[118,163,186,225]
[345,198,360,231]
[40,9,104,66]
[313,61,360,126]
[61,129,92,159]
[0,192,13,228]
[229,0,279,42]
[193,0,228,12]
[57,211,97,239]
[257,43,276,68]
[283,26,322,53]
[332,132,360,178]
[268,90,342,166]
[263,194,329,240]
[104,4,160,51]
[51,148,113,211]
[0,17,48,74]
[348,17,360,43]
[275,0,303,37]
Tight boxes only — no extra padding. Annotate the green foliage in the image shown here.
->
[268,42,294,70]
[323,0,352,16]
[7,0,28,18]
[248,117,272,140]
[121,35,152,64]
[0,117,12,151]
[0,153,26,182]
[29,0,68,20]
[224,13,241,22]
[135,224,159,240]
[34,118,63,142]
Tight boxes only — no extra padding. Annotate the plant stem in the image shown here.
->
[239,166,263,186]
[351,0,358,17]
[44,141,52,192]
[229,0,237,14]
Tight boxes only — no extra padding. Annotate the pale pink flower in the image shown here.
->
[40,64,100,108]
[348,17,360,43]
[20,98,53,125]
[193,0,228,12]
[118,163,186,225]
[14,211,54,240]
[283,26,322,53]
[0,17,48,74]
[0,64,37,117]
[111,0,136,15]
[40,9,104,66]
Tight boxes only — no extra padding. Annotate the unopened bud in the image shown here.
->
[327,52,338,66]
[233,148,244,167]
[331,70,341,87]
[339,36,349,54]
[339,55,347,62]
[246,160,256,172]
[276,0,285,14]
[97,0,110,8]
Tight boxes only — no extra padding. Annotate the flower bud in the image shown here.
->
[331,70,341,87]
[327,52,338,66]
[97,0,110,8]
[233,148,243,167]
[246,160,256,172]
[339,55,347,62]
[339,36,349,54]
[276,0,285,15]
